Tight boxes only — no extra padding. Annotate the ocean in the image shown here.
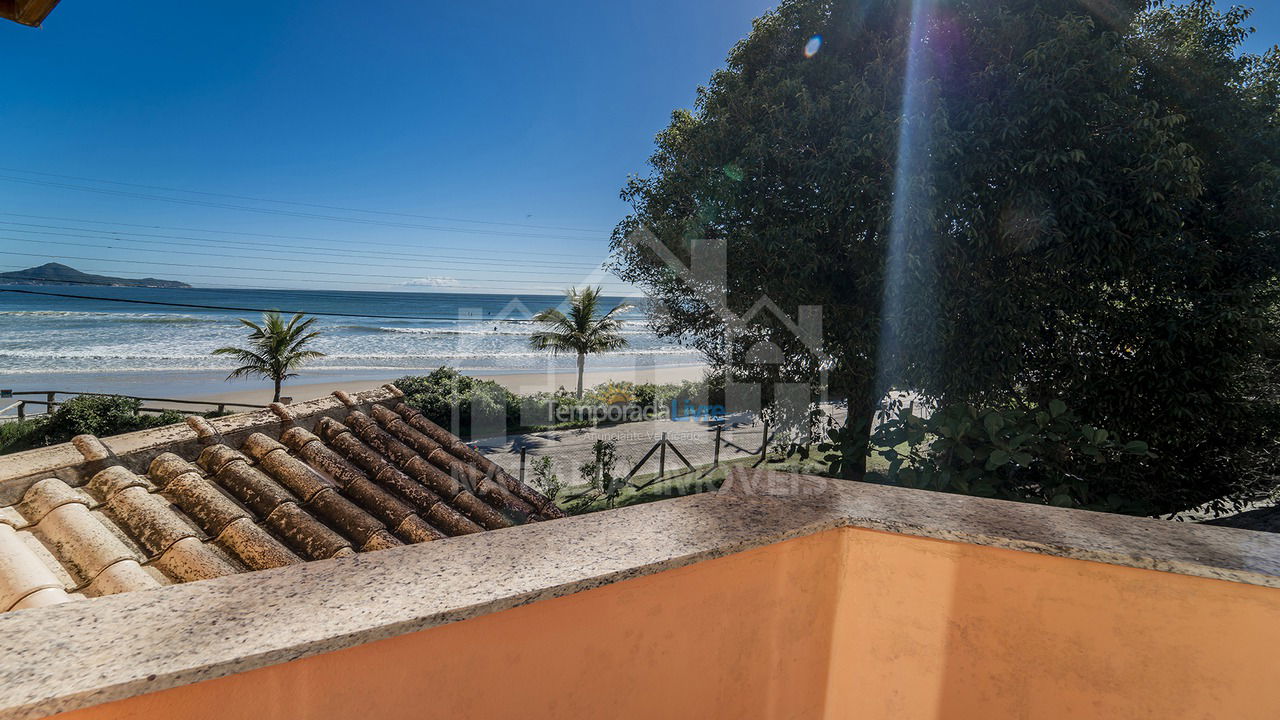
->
[0,286,700,398]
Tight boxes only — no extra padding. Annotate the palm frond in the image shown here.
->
[528,286,630,358]
[211,311,325,387]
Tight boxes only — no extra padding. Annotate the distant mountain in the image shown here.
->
[0,263,191,289]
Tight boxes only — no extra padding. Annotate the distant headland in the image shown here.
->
[0,263,190,289]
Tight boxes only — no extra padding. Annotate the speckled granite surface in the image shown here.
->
[0,467,1277,719]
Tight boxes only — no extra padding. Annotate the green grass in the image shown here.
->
[556,441,907,514]
[562,452,838,513]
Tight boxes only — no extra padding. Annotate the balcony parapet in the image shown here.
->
[0,466,1276,719]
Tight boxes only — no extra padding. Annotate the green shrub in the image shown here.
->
[528,456,563,506]
[1,395,190,456]
[395,367,520,439]
[40,395,143,439]
[0,417,48,455]
[394,367,729,435]
[827,401,1155,513]
[576,438,624,511]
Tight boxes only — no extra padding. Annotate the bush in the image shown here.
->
[395,367,520,439]
[576,438,624,511]
[0,418,47,455]
[528,456,563,506]
[394,367,730,436]
[827,401,1155,514]
[1,395,189,455]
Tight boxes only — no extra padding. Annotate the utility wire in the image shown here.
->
[0,175,611,242]
[3,236,608,275]
[0,167,609,234]
[0,267,636,297]
[0,249,629,287]
[0,220,606,265]
[0,284,641,322]
[0,265,628,294]
[0,266,643,299]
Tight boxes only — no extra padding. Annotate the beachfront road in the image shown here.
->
[474,404,851,490]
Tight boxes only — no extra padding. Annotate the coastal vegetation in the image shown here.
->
[393,366,723,439]
[609,0,1280,515]
[0,395,195,455]
[529,286,632,398]
[212,311,325,403]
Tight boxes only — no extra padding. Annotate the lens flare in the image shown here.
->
[877,0,939,396]
[803,35,822,58]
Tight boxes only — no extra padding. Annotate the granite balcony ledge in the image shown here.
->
[1,468,1278,719]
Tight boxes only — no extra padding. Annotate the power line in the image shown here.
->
[3,235,608,275]
[0,219,604,264]
[0,174,612,242]
[0,271,634,298]
[0,261,638,295]
[0,279,647,318]
[0,286,556,321]
[0,167,610,234]
[0,248,629,287]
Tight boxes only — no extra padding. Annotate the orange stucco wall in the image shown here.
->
[58,528,1280,720]
[824,530,1280,719]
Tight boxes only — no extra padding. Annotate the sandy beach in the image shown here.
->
[174,364,710,408]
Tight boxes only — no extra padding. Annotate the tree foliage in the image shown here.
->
[834,400,1155,513]
[529,286,632,398]
[212,311,325,403]
[611,0,1280,511]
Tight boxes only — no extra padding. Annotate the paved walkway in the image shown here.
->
[475,405,849,486]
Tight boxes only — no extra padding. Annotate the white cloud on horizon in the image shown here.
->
[401,276,460,288]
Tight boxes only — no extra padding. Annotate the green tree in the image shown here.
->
[610,0,1280,509]
[612,0,924,480]
[529,287,631,398]
[212,311,325,403]
[926,0,1280,511]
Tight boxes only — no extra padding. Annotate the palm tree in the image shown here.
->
[212,311,325,403]
[529,287,631,398]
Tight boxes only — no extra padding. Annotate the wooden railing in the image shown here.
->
[0,391,263,422]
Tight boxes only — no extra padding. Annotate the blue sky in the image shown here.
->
[0,0,774,293]
[0,1,1275,293]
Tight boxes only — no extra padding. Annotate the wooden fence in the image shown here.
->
[517,420,775,495]
[0,390,263,422]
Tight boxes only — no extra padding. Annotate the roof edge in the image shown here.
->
[0,386,404,503]
[0,0,62,27]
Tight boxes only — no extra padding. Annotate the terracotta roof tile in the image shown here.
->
[152,456,253,536]
[0,523,68,611]
[90,469,202,558]
[9,586,74,611]
[85,559,161,597]
[27,485,144,585]
[0,385,562,614]
[314,418,486,535]
[392,402,564,519]
[279,427,444,543]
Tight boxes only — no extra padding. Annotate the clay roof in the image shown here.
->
[0,0,62,27]
[0,385,563,613]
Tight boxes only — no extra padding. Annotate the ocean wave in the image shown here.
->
[0,310,221,325]
[3,361,706,376]
[371,327,650,336]
[0,347,694,362]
